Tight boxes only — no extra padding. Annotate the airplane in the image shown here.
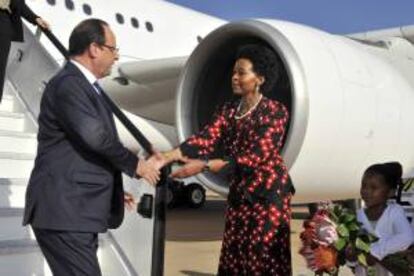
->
[22,0,414,204]
[1,0,414,275]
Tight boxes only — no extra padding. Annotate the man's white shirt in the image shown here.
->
[70,60,101,95]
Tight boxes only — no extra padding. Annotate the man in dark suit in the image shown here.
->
[23,18,164,276]
[0,0,49,102]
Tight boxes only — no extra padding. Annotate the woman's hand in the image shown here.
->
[162,148,186,164]
[170,158,229,178]
[170,159,206,178]
[208,159,229,173]
[35,17,50,30]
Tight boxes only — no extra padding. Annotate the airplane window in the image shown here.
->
[65,0,74,11]
[131,18,139,29]
[145,22,154,32]
[82,4,92,15]
[46,0,56,5]
[116,13,124,24]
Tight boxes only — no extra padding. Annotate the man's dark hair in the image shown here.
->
[69,18,109,56]
[236,44,281,95]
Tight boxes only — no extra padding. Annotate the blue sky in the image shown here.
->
[168,1,414,34]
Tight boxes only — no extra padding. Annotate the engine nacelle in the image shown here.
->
[176,19,414,203]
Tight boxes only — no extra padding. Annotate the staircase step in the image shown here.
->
[0,111,25,132]
[0,154,34,179]
[0,181,28,208]
[1,94,14,101]
[0,207,24,217]
[0,239,39,255]
[0,211,32,241]
[0,245,51,276]
[0,129,36,138]
[0,238,51,275]
[2,80,15,97]
[0,94,16,113]
[0,151,35,160]
[0,178,28,186]
[0,130,37,154]
[0,230,128,276]
[0,238,51,276]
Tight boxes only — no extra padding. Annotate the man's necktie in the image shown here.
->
[92,81,118,136]
[93,81,103,95]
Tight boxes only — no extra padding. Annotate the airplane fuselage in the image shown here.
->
[27,0,225,61]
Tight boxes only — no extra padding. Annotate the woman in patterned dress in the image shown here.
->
[164,44,295,275]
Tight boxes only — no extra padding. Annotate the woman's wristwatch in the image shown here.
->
[202,157,210,172]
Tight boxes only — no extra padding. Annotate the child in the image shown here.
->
[354,162,414,275]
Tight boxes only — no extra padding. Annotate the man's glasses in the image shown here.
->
[100,44,119,53]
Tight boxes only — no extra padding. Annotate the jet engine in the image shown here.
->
[175,20,414,202]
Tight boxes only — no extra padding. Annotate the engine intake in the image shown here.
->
[176,20,308,195]
[176,20,414,202]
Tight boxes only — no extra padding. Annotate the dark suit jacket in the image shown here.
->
[0,0,38,41]
[23,62,138,233]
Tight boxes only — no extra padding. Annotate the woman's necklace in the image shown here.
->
[234,94,263,120]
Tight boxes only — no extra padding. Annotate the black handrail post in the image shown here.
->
[36,26,168,276]
[151,167,170,276]
[101,92,168,276]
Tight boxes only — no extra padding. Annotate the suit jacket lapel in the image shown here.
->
[64,62,118,138]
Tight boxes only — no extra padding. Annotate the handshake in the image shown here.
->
[136,148,228,186]
[135,151,168,186]
[134,148,187,185]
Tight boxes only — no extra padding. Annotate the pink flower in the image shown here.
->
[313,211,339,246]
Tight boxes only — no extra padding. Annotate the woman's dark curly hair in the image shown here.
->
[236,44,281,95]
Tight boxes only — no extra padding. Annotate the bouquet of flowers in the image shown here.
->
[299,202,414,275]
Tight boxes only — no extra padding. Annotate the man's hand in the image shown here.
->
[170,158,206,179]
[36,17,50,30]
[124,191,135,211]
[147,151,167,171]
[136,158,160,186]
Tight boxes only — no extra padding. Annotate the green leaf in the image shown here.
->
[368,234,378,243]
[367,266,376,276]
[333,205,342,217]
[343,213,356,223]
[356,237,371,253]
[337,224,350,238]
[335,238,346,251]
[347,223,359,231]
[358,253,367,266]
[329,211,339,223]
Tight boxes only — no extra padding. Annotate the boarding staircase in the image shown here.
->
[0,27,161,276]
[0,79,47,275]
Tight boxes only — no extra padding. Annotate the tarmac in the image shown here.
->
[164,192,353,276]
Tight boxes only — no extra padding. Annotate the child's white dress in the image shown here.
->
[354,203,414,276]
